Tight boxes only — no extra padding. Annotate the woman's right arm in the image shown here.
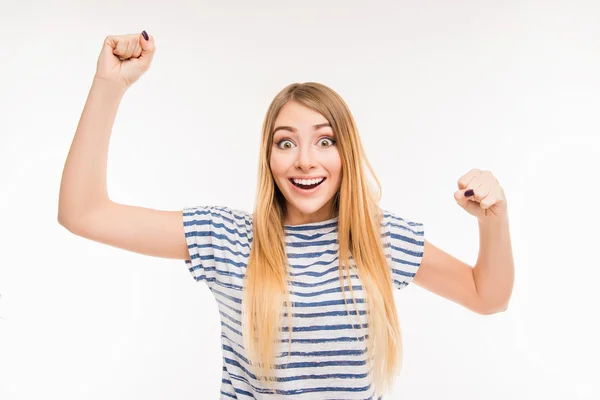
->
[58,33,190,260]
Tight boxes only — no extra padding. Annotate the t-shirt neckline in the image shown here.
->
[283,216,339,230]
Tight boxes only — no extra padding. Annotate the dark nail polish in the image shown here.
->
[465,189,474,197]
[142,30,149,41]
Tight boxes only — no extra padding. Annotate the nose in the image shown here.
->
[294,145,317,171]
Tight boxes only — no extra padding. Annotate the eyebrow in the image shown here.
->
[272,123,332,135]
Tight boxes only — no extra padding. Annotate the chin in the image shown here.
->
[287,196,332,214]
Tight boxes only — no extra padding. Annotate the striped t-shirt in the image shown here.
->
[182,205,425,399]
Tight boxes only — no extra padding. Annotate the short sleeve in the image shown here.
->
[181,205,252,289]
[380,210,425,290]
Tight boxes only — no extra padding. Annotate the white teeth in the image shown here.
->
[293,178,324,185]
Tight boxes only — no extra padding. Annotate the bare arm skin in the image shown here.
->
[58,78,189,260]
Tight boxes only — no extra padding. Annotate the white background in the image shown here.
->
[1,0,599,399]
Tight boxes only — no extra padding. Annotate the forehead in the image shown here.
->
[274,101,329,128]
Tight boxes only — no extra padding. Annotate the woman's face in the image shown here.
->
[270,101,342,226]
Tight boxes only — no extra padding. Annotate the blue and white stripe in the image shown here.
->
[183,206,425,399]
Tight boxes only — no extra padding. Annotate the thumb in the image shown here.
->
[138,31,156,67]
[454,188,479,214]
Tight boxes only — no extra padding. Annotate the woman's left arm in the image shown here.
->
[471,212,515,313]
[459,169,514,313]
[412,169,515,314]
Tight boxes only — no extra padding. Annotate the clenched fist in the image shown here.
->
[94,31,156,90]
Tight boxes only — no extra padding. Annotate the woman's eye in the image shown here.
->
[319,138,336,147]
[276,140,295,149]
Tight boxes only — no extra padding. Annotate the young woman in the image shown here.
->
[58,31,515,399]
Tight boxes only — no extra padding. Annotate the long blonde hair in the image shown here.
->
[241,82,403,396]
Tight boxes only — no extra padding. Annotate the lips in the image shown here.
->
[289,178,326,190]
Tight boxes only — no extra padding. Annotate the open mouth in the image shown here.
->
[289,177,326,190]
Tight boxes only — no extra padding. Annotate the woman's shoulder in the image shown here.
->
[182,205,254,238]
[183,205,252,222]
[379,208,424,228]
[379,208,426,246]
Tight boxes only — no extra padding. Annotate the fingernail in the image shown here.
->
[142,30,149,41]
[464,189,474,197]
